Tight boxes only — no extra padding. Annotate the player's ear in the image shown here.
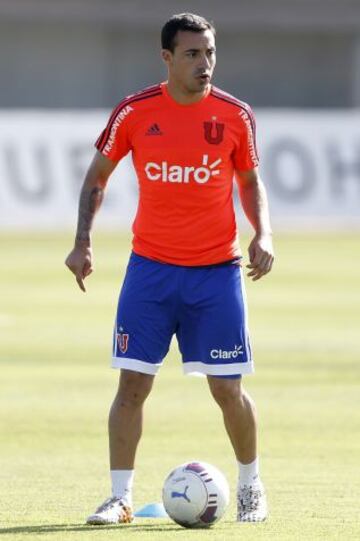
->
[161,49,172,66]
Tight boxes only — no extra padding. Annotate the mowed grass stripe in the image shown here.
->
[0,232,359,540]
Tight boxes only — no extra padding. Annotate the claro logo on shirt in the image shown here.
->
[144,155,222,184]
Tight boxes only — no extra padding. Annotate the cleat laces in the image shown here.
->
[238,486,260,511]
[95,497,122,513]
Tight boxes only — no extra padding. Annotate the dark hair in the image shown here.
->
[161,13,216,52]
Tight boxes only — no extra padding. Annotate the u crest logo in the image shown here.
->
[117,332,129,353]
[203,120,224,145]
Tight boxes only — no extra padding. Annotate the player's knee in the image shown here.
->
[116,370,154,409]
[208,377,243,410]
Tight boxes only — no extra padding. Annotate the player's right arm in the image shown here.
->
[65,151,117,292]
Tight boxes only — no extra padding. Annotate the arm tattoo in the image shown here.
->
[75,186,104,243]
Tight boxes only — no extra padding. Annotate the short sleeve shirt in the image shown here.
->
[95,82,259,266]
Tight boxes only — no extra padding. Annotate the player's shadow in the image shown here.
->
[0,523,183,535]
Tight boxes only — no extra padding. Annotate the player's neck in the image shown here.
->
[165,80,210,105]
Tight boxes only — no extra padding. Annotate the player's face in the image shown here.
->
[163,30,216,94]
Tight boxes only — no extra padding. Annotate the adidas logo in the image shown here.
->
[146,123,163,136]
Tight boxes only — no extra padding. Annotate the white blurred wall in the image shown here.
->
[1,110,359,231]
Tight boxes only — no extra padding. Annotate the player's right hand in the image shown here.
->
[65,244,93,292]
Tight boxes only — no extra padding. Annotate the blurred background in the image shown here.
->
[1,0,360,231]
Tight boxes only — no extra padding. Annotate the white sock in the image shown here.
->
[237,457,261,488]
[111,470,134,506]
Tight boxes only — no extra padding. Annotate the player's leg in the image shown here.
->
[206,376,257,465]
[109,369,154,471]
[207,375,267,522]
[177,263,267,522]
[87,252,178,525]
[87,370,154,526]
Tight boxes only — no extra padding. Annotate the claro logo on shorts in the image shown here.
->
[210,345,243,359]
[145,155,222,184]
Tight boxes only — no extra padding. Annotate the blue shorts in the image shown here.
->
[112,252,254,377]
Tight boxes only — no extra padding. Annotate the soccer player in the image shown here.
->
[65,12,274,524]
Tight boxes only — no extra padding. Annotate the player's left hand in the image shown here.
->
[246,233,274,281]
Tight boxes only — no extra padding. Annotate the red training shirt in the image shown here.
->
[95,82,259,266]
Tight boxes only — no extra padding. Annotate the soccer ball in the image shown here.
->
[162,461,230,528]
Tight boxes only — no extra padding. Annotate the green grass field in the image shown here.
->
[1,231,359,541]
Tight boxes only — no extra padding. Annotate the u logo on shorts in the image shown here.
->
[117,332,129,353]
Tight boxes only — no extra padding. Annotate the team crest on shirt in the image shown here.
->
[203,116,224,144]
[117,327,129,353]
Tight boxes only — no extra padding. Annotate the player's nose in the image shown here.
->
[198,53,211,70]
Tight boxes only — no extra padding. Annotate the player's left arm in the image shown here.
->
[235,167,274,281]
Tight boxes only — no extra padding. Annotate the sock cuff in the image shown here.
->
[237,457,260,487]
[110,469,134,504]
